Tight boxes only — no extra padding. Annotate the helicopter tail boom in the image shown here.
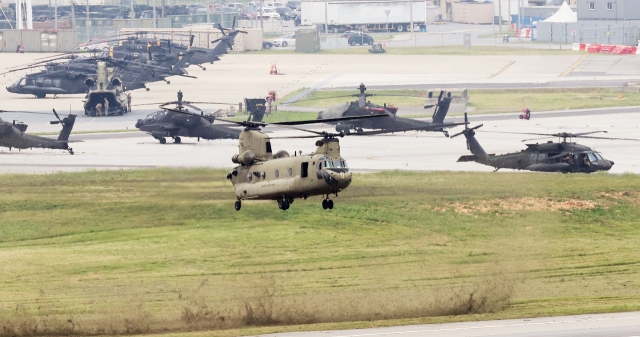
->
[57,114,77,141]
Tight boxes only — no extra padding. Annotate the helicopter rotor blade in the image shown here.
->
[161,107,215,122]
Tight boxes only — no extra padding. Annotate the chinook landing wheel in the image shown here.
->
[159,137,166,144]
[322,199,328,210]
[327,199,334,209]
[235,200,241,211]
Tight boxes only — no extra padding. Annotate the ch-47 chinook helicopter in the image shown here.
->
[83,61,129,116]
[0,109,77,154]
[452,114,638,173]
[224,115,459,211]
[313,83,464,136]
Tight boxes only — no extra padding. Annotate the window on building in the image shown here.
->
[607,2,613,10]
[589,1,595,10]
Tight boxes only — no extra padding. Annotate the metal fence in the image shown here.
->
[537,21,640,45]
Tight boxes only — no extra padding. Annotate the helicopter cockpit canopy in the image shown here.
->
[317,156,349,173]
[142,110,166,123]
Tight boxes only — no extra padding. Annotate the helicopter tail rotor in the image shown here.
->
[449,113,482,150]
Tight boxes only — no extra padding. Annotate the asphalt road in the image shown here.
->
[258,311,640,337]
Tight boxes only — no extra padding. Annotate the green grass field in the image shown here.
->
[1,169,640,336]
[288,88,640,115]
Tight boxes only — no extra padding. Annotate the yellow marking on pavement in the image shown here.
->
[559,55,589,77]
[489,61,515,78]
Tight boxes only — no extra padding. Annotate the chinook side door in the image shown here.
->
[300,161,309,189]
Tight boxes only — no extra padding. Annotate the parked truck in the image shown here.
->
[301,0,429,33]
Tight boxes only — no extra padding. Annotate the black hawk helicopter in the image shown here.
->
[134,91,246,144]
[223,114,457,211]
[0,109,77,154]
[4,51,195,98]
[314,83,464,136]
[452,113,637,173]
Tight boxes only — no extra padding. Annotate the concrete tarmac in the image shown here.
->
[258,311,640,337]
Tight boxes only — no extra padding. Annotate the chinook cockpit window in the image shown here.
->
[265,142,272,153]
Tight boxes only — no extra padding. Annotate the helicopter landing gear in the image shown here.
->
[159,137,167,144]
[174,137,181,144]
[235,200,242,211]
[277,198,291,210]
[322,198,334,210]
[68,148,74,155]
[443,130,449,137]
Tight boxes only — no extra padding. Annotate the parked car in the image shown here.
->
[257,8,280,19]
[240,7,257,20]
[287,0,301,10]
[275,7,296,20]
[266,1,285,8]
[76,38,110,51]
[227,2,244,9]
[273,33,298,47]
[341,31,374,46]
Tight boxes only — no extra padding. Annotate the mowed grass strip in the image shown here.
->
[289,88,640,114]
[1,169,640,336]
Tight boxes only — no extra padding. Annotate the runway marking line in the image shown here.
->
[277,61,331,93]
[315,315,640,337]
[559,55,589,77]
[488,61,515,79]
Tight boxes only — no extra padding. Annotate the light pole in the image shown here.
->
[384,9,390,33]
[54,0,57,30]
[324,0,328,35]
[152,0,156,28]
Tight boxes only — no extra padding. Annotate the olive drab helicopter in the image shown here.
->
[134,91,244,144]
[83,61,129,116]
[0,109,77,154]
[314,83,465,136]
[224,115,393,211]
[452,113,638,173]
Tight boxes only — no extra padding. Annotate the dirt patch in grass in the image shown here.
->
[426,197,598,215]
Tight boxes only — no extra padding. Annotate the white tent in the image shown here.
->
[543,1,577,23]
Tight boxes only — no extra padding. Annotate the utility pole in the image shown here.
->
[259,0,263,31]
[54,0,57,30]
[508,0,511,30]
[152,0,156,28]
[70,0,75,29]
[324,0,328,35]
[86,0,89,41]
[492,0,495,44]
[219,1,223,28]
[130,0,134,28]
[409,0,413,32]
[498,0,502,33]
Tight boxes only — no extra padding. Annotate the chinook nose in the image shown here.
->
[321,169,352,187]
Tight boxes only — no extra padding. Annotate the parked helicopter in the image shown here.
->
[314,83,464,136]
[83,61,129,117]
[452,113,637,173]
[3,53,193,98]
[223,114,456,211]
[0,109,77,154]
[134,91,245,144]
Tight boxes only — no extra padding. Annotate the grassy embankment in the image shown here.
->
[288,88,640,116]
[1,169,640,337]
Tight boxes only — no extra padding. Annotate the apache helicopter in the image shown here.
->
[223,115,462,211]
[0,109,77,154]
[452,113,636,173]
[83,61,129,117]
[134,91,245,144]
[314,83,463,136]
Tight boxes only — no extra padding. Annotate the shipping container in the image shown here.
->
[451,2,492,25]
[301,0,429,32]
[1,29,77,52]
